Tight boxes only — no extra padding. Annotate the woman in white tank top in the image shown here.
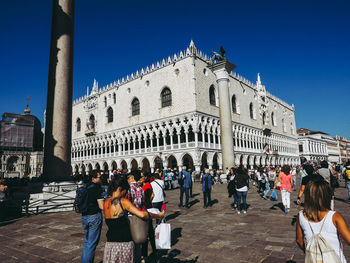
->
[296,180,350,262]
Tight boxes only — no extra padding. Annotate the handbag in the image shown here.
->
[155,219,171,249]
[128,215,149,244]
[119,199,149,244]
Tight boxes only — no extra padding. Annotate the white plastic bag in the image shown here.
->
[155,220,171,249]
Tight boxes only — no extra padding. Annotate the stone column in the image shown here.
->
[43,0,75,181]
[208,60,236,169]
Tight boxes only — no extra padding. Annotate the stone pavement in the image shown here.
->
[0,180,349,263]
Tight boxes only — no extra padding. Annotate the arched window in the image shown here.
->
[262,112,266,125]
[89,114,95,129]
[249,103,254,119]
[76,118,81,132]
[161,87,172,107]
[132,98,140,116]
[209,85,216,106]
[104,96,107,107]
[232,95,237,113]
[113,93,116,104]
[107,107,113,123]
[290,122,294,135]
[271,112,275,126]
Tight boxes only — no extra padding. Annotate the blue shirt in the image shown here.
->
[201,173,213,192]
[181,170,192,188]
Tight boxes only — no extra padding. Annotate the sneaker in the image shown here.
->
[237,211,241,214]
[243,210,247,214]
[262,196,268,200]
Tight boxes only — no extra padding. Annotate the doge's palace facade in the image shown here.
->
[71,41,299,175]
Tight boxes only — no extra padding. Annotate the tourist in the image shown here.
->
[318,160,331,183]
[103,176,164,263]
[140,175,157,261]
[81,170,104,263]
[188,168,193,197]
[343,161,350,200]
[201,168,213,208]
[256,167,263,193]
[227,167,237,208]
[296,180,350,262]
[127,173,145,209]
[0,180,8,221]
[262,168,270,199]
[178,166,191,208]
[275,165,293,214]
[234,165,249,214]
[291,166,297,191]
[297,164,324,205]
[150,173,165,223]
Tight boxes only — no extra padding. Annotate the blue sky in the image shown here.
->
[0,0,349,137]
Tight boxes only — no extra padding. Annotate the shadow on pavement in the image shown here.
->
[165,211,181,222]
[188,199,200,207]
[171,227,182,246]
[334,196,350,204]
[209,199,219,207]
[150,249,199,263]
[191,193,200,198]
[269,202,285,212]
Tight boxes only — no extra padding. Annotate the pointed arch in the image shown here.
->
[209,85,216,106]
[232,95,237,113]
[161,87,172,107]
[76,118,81,132]
[107,107,113,123]
[249,103,254,119]
[131,97,140,116]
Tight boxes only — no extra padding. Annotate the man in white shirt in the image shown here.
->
[151,173,165,223]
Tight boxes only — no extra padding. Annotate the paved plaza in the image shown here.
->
[0,180,349,263]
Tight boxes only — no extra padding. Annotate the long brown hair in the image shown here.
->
[303,180,332,221]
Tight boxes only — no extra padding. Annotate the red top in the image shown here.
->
[142,182,152,192]
[280,172,293,192]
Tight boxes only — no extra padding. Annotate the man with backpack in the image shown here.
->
[178,166,191,208]
[80,170,104,263]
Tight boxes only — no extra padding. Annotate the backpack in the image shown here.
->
[305,213,342,263]
[74,184,93,214]
[178,172,184,186]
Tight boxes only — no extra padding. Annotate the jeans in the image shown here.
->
[347,181,350,199]
[81,212,102,263]
[236,191,247,211]
[203,190,211,207]
[263,182,271,197]
[179,187,189,207]
[293,176,296,191]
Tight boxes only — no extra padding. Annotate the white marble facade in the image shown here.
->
[71,41,299,175]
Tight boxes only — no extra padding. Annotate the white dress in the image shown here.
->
[299,210,347,263]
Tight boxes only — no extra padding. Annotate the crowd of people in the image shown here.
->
[1,159,350,262]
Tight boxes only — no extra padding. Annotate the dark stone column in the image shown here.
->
[43,0,75,181]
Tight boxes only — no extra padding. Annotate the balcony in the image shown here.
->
[85,128,96,137]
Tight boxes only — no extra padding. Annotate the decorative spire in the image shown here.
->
[91,79,98,94]
[257,72,261,86]
[24,96,31,114]
[189,39,196,54]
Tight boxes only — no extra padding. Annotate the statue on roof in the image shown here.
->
[210,46,226,64]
